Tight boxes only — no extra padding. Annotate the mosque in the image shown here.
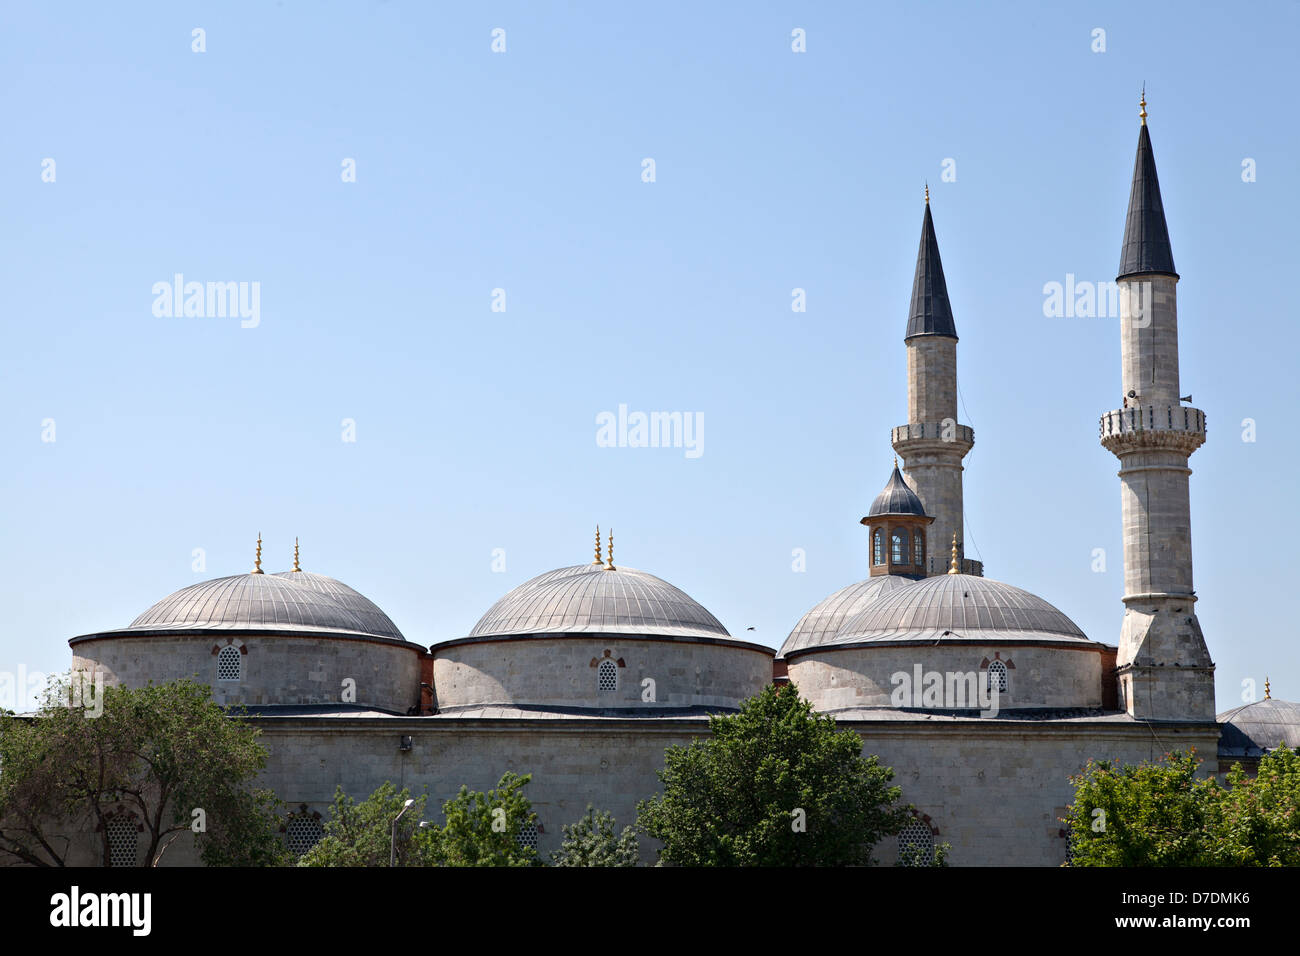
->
[62,98,1298,866]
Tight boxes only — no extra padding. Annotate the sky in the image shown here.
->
[2,1,1296,713]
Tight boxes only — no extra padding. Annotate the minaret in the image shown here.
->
[891,188,979,576]
[1099,93,1215,721]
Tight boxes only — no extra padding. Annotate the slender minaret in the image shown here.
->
[891,188,979,576]
[1099,94,1215,720]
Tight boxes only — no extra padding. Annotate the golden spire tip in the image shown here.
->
[1139,84,1147,126]
[253,533,264,574]
[1264,676,1271,700]
[605,528,615,570]
[293,536,301,572]
[593,525,603,565]
[924,182,930,205]
[946,532,959,575]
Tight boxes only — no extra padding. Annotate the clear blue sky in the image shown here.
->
[2,1,1296,713]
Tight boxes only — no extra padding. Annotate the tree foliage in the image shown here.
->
[1065,746,1300,866]
[551,805,639,866]
[299,772,539,867]
[636,683,913,865]
[0,675,288,866]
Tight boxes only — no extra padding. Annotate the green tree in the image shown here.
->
[1064,747,1300,866]
[427,771,539,867]
[300,773,538,867]
[551,805,639,866]
[0,675,288,867]
[298,782,438,867]
[636,683,913,865]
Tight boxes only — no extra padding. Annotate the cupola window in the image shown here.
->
[987,659,1008,694]
[216,645,242,682]
[891,529,909,565]
[597,658,618,692]
[873,529,884,566]
[913,531,924,566]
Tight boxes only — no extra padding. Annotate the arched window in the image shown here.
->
[286,816,324,857]
[891,529,908,565]
[913,530,924,567]
[873,529,884,566]
[105,816,138,868]
[598,658,618,692]
[217,645,242,682]
[897,820,935,866]
[516,821,540,853]
[987,659,1008,693]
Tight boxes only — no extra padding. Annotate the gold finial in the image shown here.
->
[253,533,264,574]
[605,528,615,571]
[1139,85,1147,126]
[293,537,301,572]
[1265,676,1271,700]
[924,182,930,205]
[893,455,899,470]
[593,525,603,565]
[947,533,959,575]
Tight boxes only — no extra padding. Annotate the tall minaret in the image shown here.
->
[1099,94,1215,721]
[891,189,980,576]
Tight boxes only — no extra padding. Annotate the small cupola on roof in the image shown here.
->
[860,461,933,578]
[1117,90,1177,280]
[905,187,958,341]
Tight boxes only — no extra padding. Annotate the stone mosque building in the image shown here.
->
[61,100,1298,866]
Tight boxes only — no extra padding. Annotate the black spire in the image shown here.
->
[905,200,958,341]
[1117,122,1177,280]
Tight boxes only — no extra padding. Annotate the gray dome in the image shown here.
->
[1217,698,1300,757]
[126,572,405,641]
[779,576,910,657]
[867,464,927,517]
[465,563,729,640]
[834,573,1089,645]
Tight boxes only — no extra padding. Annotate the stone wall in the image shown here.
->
[431,636,773,711]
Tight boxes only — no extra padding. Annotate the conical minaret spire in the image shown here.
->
[1099,96,1214,722]
[1117,100,1177,280]
[891,196,979,577]
[906,199,958,340]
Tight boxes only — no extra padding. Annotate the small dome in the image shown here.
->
[834,573,1089,645]
[867,464,927,518]
[1217,698,1300,757]
[125,572,405,641]
[464,563,729,640]
[779,576,910,657]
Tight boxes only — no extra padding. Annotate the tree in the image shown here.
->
[298,782,438,867]
[1065,746,1300,866]
[636,683,913,865]
[427,772,539,867]
[551,805,639,866]
[299,773,538,867]
[0,675,288,866]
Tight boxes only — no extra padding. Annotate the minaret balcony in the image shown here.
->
[891,421,974,455]
[1099,405,1206,456]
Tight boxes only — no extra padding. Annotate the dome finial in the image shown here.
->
[605,528,616,571]
[253,533,264,574]
[947,533,959,575]
[593,525,603,565]
[1139,84,1147,126]
[1265,676,1271,700]
[924,182,930,205]
[293,537,301,572]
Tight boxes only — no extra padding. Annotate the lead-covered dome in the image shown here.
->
[1218,698,1300,758]
[833,573,1088,645]
[123,571,405,641]
[466,563,729,640]
[867,464,927,517]
[779,576,909,657]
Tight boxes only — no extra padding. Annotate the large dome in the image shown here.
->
[464,563,729,640]
[122,571,405,641]
[832,573,1089,646]
[1218,698,1300,757]
[779,576,910,657]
